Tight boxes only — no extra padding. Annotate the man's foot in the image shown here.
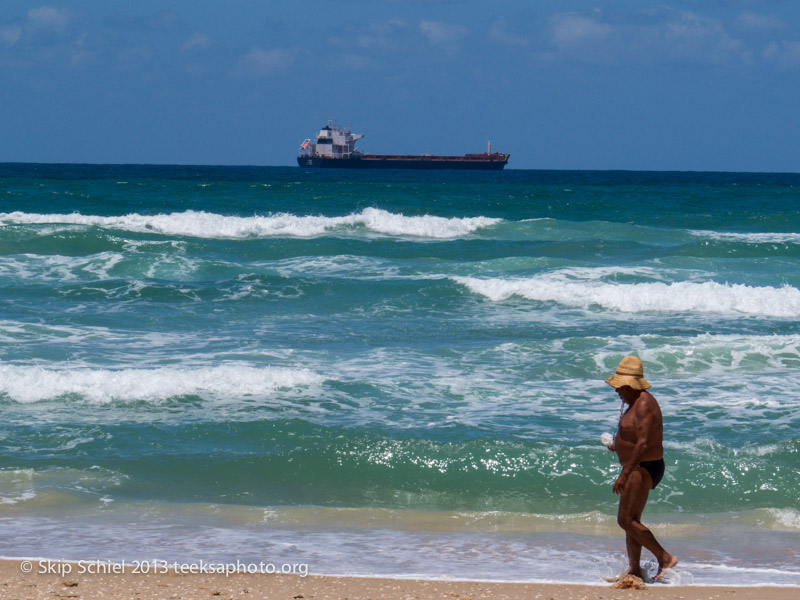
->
[627,567,645,580]
[653,555,679,581]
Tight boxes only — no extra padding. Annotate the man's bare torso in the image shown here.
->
[615,390,664,465]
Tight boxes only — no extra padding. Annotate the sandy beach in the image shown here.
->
[1,559,797,600]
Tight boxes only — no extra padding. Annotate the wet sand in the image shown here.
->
[1,559,798,600]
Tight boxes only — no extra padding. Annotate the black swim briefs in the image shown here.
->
[639,459,665,489]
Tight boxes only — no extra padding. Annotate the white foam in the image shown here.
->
[589,332,800,379]
[0,252,139,283]
[691,229,800,244]
[765,508,800,530]
[2,507,799,586]
[270,255,401,279]
[0,208,500,240]
[0,364,323,404]
[453,271,800,317]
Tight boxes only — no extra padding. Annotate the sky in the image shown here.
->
[1,1,799,171]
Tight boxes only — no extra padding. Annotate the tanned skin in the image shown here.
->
[611,385,678,581]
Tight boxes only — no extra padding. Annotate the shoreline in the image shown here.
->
[2,560,798,600]
[8,557,800,588]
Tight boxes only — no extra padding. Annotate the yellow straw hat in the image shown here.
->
[605,356,651,390]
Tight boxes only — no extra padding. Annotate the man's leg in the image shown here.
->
[618,468,649,577]
[617,468,677,580]
[625,531,643,578]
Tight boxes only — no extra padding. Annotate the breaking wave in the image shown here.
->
[690,229,800,244]
[0,364,323,404]
[0,208,500,240]
[453,271,800,317]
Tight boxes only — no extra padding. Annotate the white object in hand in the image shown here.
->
[601,432,615,449]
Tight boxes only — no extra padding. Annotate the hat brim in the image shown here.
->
[605,373,651,390]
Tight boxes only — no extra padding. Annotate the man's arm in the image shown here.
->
[613,398,655,494]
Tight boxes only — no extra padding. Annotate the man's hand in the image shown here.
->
[613,471,629,495]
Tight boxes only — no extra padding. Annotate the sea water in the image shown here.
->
[0,164,798,585]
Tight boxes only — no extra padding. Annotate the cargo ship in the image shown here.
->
[297,122,509,170]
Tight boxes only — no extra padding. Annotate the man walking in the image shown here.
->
[605,356,678,581]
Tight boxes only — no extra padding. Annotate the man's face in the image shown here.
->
[615,385,638,404]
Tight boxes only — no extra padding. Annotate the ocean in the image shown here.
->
[0,163,798,586]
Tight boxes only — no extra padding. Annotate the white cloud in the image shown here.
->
[543,12,615,64]
[488,18,528,47]
[238,47,294,76]
[661,11,746,65]
[737,12,786,32]
[763,40,800,69]
[357,18,408,49]
[27,6,70,33]
[327,19,409,53]
[70,32,94,66]
[542,9,749,67]
[550,13,610,48]
[419,20,468,45]
[146,12,179,30]
[0,25,22,47]
[181,32,211,53]
[665,11,722,43]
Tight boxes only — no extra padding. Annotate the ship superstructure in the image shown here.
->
[298,122,509,170]
[299,122,364,160]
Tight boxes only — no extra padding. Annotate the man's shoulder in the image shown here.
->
[635,391,660,412]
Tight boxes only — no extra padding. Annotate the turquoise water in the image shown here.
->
[1,164,799,585]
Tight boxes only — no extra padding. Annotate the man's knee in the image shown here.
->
[617,514,634,530]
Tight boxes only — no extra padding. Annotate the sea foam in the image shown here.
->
[453,271,800,317]
[690,229,800,244]
[0,208,500,240]
[588,333,800,376]
[0,364,323,404]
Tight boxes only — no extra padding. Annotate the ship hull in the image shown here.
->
[297,155,508,170]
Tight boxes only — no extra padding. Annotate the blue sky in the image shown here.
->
[1,1,799,171]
